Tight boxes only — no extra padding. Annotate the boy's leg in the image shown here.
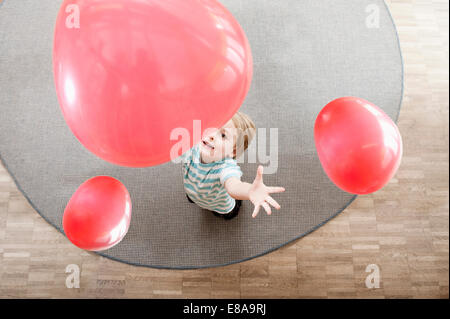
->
[186,194,194,203]
[223,200,242,220]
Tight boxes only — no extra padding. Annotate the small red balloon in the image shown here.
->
[314,97,403,195]
[53,0,253,167]
[63,176,132,251]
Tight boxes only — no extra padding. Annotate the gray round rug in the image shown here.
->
[0,0,403,269]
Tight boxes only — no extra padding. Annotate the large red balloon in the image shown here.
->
[314,97,403,195]
[53,0,253,167]
[63,176,132,251]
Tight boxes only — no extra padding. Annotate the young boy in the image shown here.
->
[180,112,285,220]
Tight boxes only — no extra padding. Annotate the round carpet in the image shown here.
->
[0,0,403,269]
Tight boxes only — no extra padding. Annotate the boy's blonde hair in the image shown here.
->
[231,111,256,159]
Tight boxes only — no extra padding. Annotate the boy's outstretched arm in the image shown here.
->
[224,165,285,218]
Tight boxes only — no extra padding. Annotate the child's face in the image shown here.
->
[200,119,238,163]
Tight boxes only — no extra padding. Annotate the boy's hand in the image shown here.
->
[248,165,285,218]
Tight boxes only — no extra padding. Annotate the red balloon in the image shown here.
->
[53,0,253,167]
[63,176,132,251]
[314,97,403,195]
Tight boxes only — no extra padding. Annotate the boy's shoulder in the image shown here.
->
[179,144,198,162]
[220,157,241,170]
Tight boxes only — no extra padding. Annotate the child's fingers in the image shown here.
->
[265,196,281,210]
[254,165,264,184]
[267,186,285,194]
[252,204,261,218]
[258,165,264,175]
[261,202,272,215]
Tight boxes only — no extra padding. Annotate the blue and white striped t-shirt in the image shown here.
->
[180,144,243,214]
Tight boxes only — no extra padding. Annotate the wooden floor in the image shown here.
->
[0,0,448,299]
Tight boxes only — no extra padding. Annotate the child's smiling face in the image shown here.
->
[200,119,238,163]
